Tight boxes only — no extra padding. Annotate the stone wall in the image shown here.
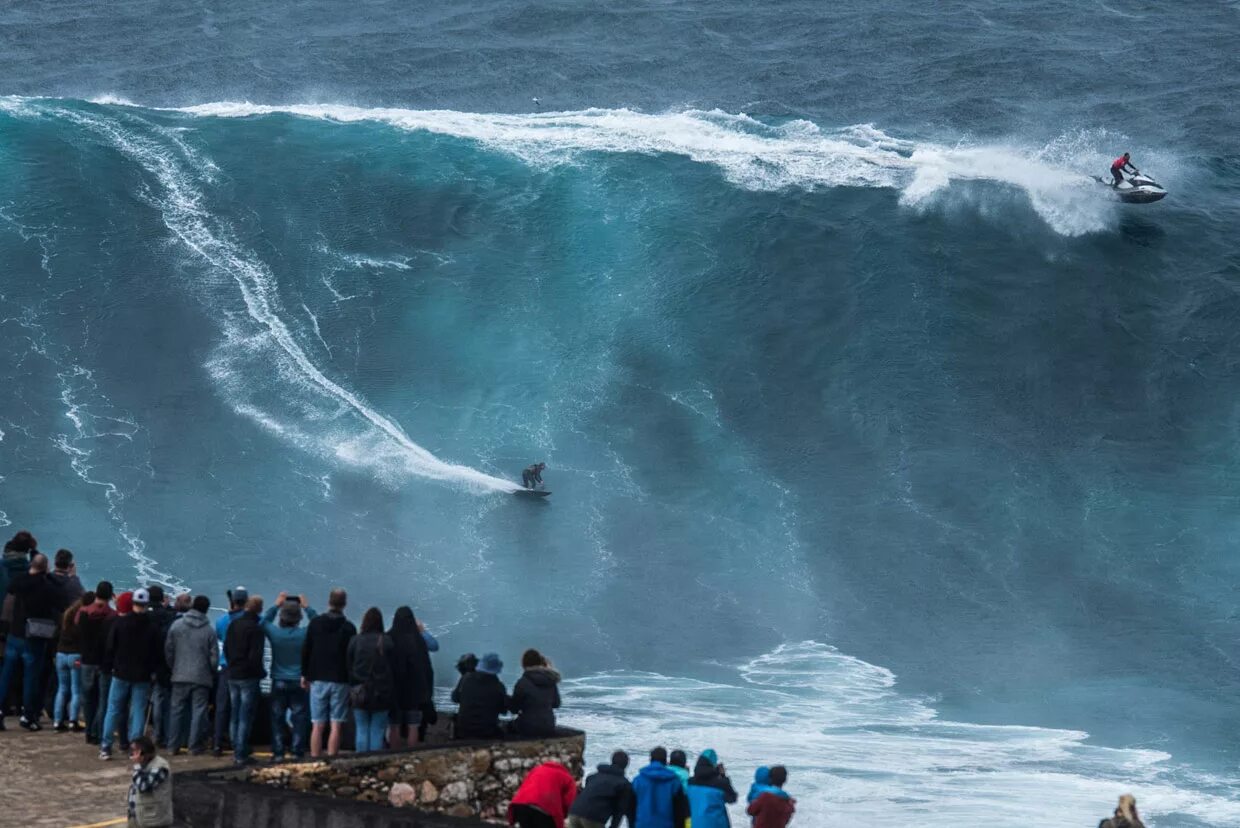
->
[228,729,584,824]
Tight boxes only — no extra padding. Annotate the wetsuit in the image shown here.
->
[1111,156,1137,186]
[522,465,544,489]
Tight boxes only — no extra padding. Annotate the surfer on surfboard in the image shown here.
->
[522,462,547,490]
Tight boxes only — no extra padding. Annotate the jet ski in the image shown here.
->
[1097,170,1167,204]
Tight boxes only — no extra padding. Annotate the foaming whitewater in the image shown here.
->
[21,100,517,494]
[166,101,1120,235]
[564,642,1240,828]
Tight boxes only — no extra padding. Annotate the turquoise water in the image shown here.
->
[1,2,1239,824]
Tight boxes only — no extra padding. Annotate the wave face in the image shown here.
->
[1,89,1239,828]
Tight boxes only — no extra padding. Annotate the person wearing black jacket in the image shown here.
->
[452,652,508,740]
[145,585,177,749]
[510,648,562,738]
[569,751,636,828]
[0,553,67,731]
[77,582,116,744]
[302,588,356,757]
[223,595,265,765]
[387,606,433,748]
[99,588,160,759]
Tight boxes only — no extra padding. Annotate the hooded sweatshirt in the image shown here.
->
[77,602,117,666]
[508,762,578,828]
[685,755,738,828]
[223,610,266,681]
[165,609,219,688]
[510,665,562,738]
[632,762,690,828]
[570,763,636,828]
[301,610,356,684]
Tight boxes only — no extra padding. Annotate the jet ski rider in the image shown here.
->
[522,462,546,490]
[1111,152,1138,187]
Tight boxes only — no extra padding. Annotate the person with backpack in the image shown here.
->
[569,750,635,828]
[346,607,395,752]
[0,553,67,731]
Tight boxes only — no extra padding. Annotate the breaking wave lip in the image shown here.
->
[565,642,1240,828]
[154,100,1118,236]
[18,100,518,495]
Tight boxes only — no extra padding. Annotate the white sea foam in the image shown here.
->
[46,103,518,494]
[565,642,1240,828]
[160,101,1120,236]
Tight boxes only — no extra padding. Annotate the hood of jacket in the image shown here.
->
[523,665,561,687]
[595,763,626,777]
[180,608,209,628]
[692,755,719,781]
[639,762,680,783]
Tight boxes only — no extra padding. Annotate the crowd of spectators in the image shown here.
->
[0,529,561,767]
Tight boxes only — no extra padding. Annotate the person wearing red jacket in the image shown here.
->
[508,761,578,828]
[746,766,795,828]
[1110,153,1138,186]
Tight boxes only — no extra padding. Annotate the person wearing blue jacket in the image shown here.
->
[632,747,690,828]
[685,749,738,828]
[261,592,317,760]
[211,586,247,756]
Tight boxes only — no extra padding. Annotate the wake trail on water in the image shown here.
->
[163,101,1121,236]
[21,101,517,495]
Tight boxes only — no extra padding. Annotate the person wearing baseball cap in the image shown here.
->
[99,587,159,759]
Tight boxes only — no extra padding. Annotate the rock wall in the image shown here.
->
[241,730,585,823]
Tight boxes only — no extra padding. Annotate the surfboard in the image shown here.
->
[514,489,551,498]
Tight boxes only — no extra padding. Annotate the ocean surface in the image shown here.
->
[2,1,1239,824]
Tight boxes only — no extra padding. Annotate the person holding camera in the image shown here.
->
[262,591,316,761]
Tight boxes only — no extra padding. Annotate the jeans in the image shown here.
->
[168,682,211,752]
[53,652,83,725]
[0,636,50,721]
[213,667,231,750]
[352,708,389,753]
[228,678,261,761]
[150,682,172,746]
[80,664,111,741]
[270,679,309,758]
[101,677,151,749]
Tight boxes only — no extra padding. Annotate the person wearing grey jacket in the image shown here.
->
[163,596,218,754]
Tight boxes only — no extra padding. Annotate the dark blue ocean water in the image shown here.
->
[2,2,1239,824]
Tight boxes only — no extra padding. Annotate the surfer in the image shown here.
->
[521,462,546,490]
[1110,152,1138,187]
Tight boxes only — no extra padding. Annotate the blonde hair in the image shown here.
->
[1117,794,1138,822]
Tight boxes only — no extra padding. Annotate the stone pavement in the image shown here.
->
[0,726,234,827]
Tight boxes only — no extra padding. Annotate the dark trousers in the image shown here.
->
[213,667,231,750]
[1112,167,1124,185]
[150,681,172,746]
[511,805,557,828]
[80,665,111,741]
[169,682,211,752]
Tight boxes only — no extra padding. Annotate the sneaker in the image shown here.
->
[99,748,112,760]
[53,722,68,733]
[70,722,85,733]
[18,716,41,732]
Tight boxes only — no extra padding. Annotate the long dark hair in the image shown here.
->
[360,606,384,635]
[389,606,418,638]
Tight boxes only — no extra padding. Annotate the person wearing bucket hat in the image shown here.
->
[452,652,509,740]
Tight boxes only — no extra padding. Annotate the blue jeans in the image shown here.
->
[101,677,151,749]
[168,682,211,752]
[228,678,261,761]
[270,679,309,758]
[80,665,110,741]
[0,636,50,721]
[352,709,389,753]
[53,652,83,725]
